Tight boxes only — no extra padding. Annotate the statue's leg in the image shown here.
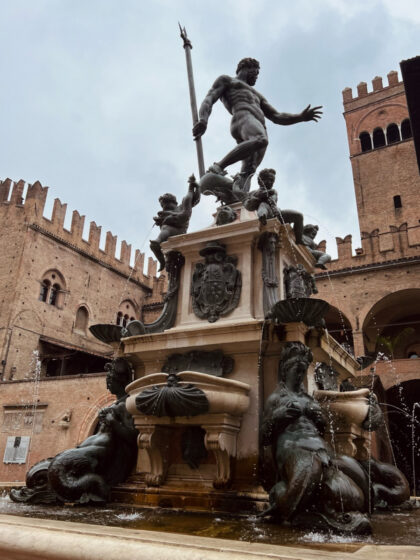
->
[217,117,268,171]
[150,241,165,272]
[334,454,370,512]
[257,202,270,225]
[272,451,323,520]
[320,465,366,514]
[280,210,304,244]
[311,250,330,270]
[150,228,171,272]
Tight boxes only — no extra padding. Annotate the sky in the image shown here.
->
[0,0,419,267]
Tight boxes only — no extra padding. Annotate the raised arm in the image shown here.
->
[180,174,200,213]
[260,96,323,126]
[193,75,230,140]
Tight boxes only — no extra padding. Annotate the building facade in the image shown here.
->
[316,69,420,492]
[0,68,418,491]
[0,180,166,482]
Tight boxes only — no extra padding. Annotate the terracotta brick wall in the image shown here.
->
[0,374,111,483]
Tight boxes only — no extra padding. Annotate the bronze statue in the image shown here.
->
[193,58,322,192]
[261,342,409,533]
[302,224,331,269]
[258,232,280,317]
[244,169,304,244]
[284,264,318,299]
[10,358,138,505]
[261,342,370,533]
[150,175,200,271]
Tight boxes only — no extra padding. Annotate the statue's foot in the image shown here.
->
[199,171,240,205]
[259,215,267,226]
[207,162,227,176]
[315,263,328,270]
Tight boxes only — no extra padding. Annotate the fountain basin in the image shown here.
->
[314,388,370,458]
[125,372,251,490]
[126,371,250,418]
[270,298,329,326]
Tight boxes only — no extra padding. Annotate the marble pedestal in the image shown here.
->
[113,206,360,513]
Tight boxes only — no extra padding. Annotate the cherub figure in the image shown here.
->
[150,175,200,271]
[302,224,331,269]
[244,168,304,244]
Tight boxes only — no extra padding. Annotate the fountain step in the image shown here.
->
[111,482,268,514]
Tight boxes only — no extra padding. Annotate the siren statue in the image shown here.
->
[10,358,138,505]
[261,342,410,533]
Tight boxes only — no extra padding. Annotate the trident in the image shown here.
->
[179,23,205,178]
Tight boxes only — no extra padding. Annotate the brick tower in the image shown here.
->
[342,71,420,251]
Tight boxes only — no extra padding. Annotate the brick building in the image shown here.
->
[0,180,166,482]
[316,69,420,492]
[0,68,418,491]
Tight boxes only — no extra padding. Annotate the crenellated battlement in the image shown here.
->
[0,178,162,289]
[320,223,420,272]
[342,70,403,105]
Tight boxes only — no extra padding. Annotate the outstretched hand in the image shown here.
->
[301,104,323,122]
[193,119,207,140]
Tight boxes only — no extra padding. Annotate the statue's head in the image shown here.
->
[105,358,133,397]
[236,57,260,85]
[303,224,319,239]
[258,168,276,189]
[159,193,178,210]
[216,206,237,226]
[277,342,313,385]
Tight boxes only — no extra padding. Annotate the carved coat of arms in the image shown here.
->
[191,241,241,323]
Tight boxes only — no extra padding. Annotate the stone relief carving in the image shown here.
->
[135,373,209,417]
[258,232,280,317]
[162,350,234,377]
[191,241,241,323]
[314,362,339,391]
[284,264,318,299]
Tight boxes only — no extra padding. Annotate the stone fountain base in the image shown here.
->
[112,480,268,514]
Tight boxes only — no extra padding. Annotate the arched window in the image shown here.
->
[373,128,386,148]
[359,131,372,152]
[38,270,65,307]
[49,283,60,306]
[115,300,138,327]
[401,119,412,140]
[39,280,50,302]
[386,123,400,144]
[75,306,89,332]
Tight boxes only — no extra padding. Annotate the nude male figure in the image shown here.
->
[193,58,322,187]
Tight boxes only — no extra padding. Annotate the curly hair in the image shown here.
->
[258,168,276,187]
[277,342,313,382]
[159,193,178,206]
[303,224,319,235]
[105,357,133,387]
[236,57,260,74]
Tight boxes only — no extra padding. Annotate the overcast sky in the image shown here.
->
[1,0,419,267]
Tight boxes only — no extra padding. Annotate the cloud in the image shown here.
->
[0,0,417,263]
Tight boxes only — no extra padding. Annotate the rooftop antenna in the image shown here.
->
[179,23,205,178]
